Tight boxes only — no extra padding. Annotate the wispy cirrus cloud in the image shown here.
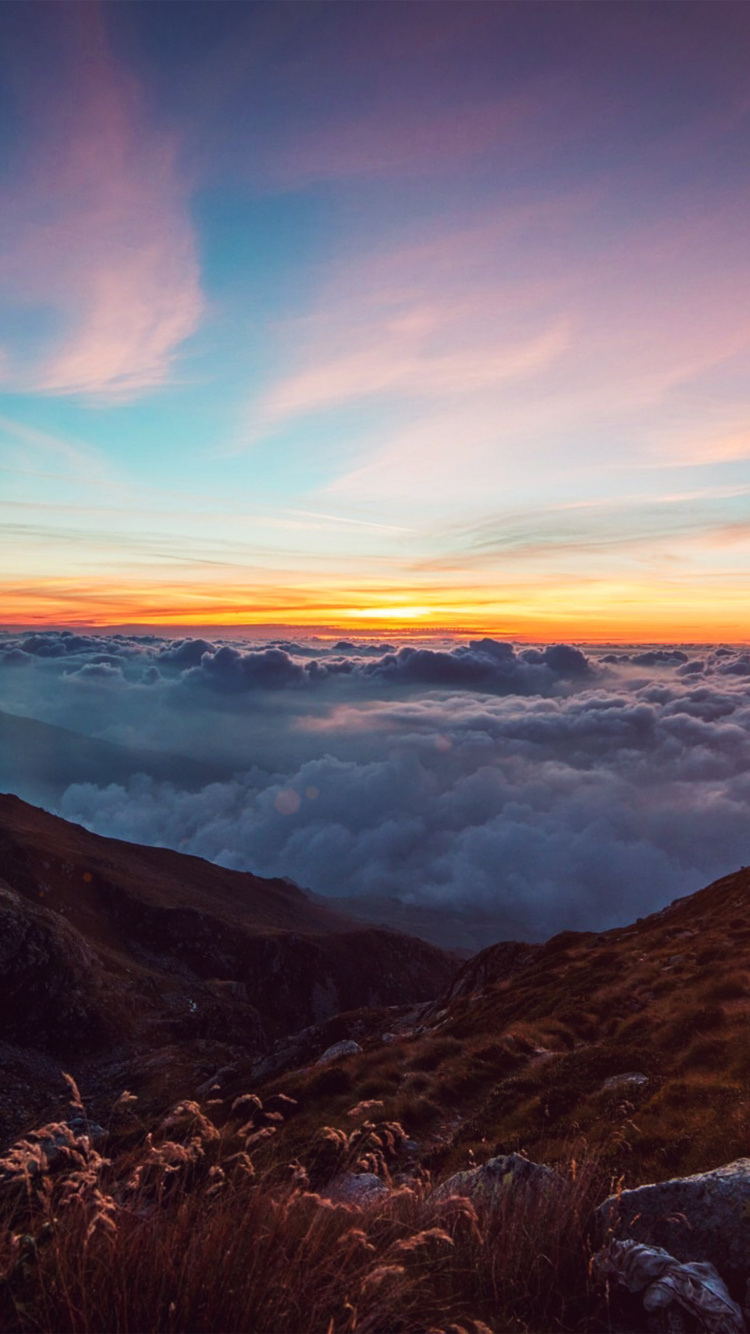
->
[301,192,750,507]
[257,314,571,428]
[0,5,203,399]
[244,191,582,447]
[0,414,114,485]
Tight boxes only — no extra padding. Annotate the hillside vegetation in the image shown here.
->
[2,796,750,1330]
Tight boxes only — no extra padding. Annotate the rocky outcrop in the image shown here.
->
[0,1118,106,1186]
[0,878,104,1052]
[326,1172,389,1206]
[597,1160,750,1296]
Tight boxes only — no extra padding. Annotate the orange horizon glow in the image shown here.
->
[3,577,750,644]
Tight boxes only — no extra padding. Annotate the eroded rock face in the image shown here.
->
[429,940,540,1014]
[597,1160,750,1295]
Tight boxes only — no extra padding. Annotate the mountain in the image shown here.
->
[0,793,456,1146]
[223,863,750,1187]
[0,708,229,805]
[3,798,750,1333]
[4,790,749,1190]
[308,890,520,952]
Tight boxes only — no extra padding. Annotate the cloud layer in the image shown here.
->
[3,630,750,941]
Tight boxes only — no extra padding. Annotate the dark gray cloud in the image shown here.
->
[156,637,217,666]
[63,661,125,683]
[600,649,690,667]
[181,644,308,692]
[4,629,750,940]
[175,637,596,697]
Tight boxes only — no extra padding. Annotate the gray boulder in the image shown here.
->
[601,1072,649,1092]
[326,1171,390,1206]
[316,1039,362,1066]
[433,1152,561,1206]
[597,1159,750,1295]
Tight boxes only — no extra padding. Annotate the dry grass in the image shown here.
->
[7,810,750,1329]
[0,1084,609,1334]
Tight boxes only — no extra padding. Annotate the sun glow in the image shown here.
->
[344,605,434,620]
[3,572,750,643]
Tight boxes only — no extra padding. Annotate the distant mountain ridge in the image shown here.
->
[310,890,526,952]
[0,707,229,804]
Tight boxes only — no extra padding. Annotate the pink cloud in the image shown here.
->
[260,316,571,425]
[245,176,750,508]
[248,191,587,438]
[0,6,203,398]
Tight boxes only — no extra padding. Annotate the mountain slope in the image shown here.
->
[0,794,456,1146]
[240,864,750,1186]
[5,792,748,1190]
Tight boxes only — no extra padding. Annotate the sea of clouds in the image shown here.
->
[3,629,750,940]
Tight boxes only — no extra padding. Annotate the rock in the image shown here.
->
[0,1118,106,1185]
[597,1159,750,1295]
[326,1171,389,1206]
[316,1039,362,1066]
[593,1238,744,1334]
[433,1152,561,1205]
[601,1072,649,1092]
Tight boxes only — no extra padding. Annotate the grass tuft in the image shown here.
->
[0,1086,608,1333]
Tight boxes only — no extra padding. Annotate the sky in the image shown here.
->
[2,1,750,639]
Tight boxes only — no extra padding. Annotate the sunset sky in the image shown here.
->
[2,1,750,639]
